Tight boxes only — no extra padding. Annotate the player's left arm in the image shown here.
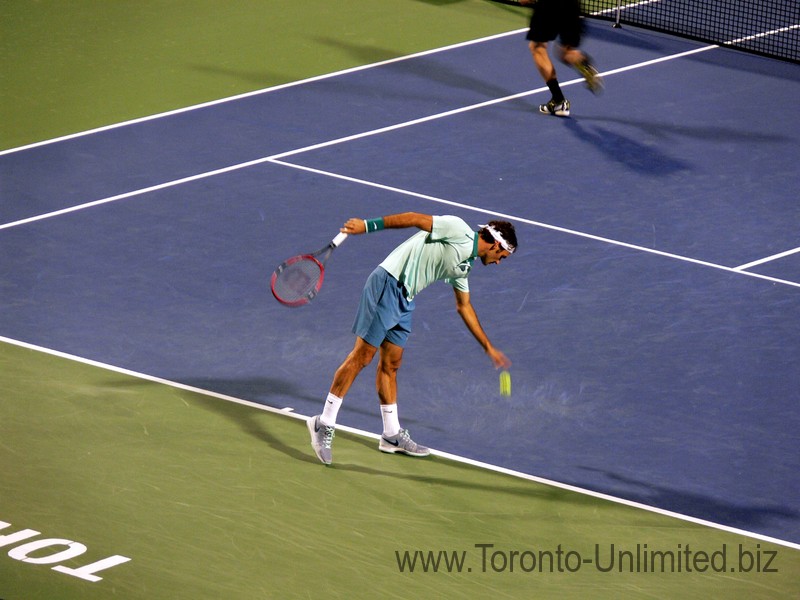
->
[340,213,433,235]
[453,288,511,369]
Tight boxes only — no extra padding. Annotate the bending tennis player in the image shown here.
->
[307,212,517,465]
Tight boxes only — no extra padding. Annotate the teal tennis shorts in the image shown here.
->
[352,267,415,348]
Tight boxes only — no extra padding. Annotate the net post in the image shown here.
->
[613,0,622,29]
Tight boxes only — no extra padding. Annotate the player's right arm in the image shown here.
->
[340,213,433,235]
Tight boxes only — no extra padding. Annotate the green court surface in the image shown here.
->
[0,0,527,151]
[3,1,799,598]
[2,339,799,599]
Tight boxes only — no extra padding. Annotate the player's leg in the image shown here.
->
[558,0,603,94]
[308,268,391,464]
[376,339,402,410]
[530,40,557,83]
[376,325,429,457]
[532,40,570,116]
[331,337,379,400]
[308,337,378,465]
[527,0,569,116]
[559,44,603,94]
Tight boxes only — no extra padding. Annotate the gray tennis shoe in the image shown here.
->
[379,429,430,457]
[307,415,335,465]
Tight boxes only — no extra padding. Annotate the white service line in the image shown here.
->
[3,36,796,284]
[2,334,798,552]
[270,158,800,290]
[0,156,278,231]
[268,46,720,163]
[0,42,716,231]
[734,246,800,272]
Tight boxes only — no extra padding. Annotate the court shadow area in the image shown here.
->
[563,117,691,175]
[576,467,799,534]
[184,388,600,505]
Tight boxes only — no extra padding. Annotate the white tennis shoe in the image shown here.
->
[307,415,335,465]
[379,429,430,457]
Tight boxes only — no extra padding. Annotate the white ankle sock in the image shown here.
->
[320,393,342,427]
[380,404,401,437]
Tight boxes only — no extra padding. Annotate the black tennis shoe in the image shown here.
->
[539,99,570,117]
[575,61,604,95]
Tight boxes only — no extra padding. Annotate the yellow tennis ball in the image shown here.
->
[499,370,511,396]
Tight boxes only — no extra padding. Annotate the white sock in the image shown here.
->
[380,404,401,437]
[320,393,342,427]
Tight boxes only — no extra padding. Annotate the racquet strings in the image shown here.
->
[272,257,323,303]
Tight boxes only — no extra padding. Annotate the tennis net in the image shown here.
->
[493,0,800,63]
[584,0,800,63]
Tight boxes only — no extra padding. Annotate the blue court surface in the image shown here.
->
[2,21,799,550]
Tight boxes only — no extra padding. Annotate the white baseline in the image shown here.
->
[1,334,799,553]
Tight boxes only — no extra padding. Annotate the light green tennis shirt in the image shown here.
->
[379,215,478,300]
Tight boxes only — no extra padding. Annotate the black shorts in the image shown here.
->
[526,0,583,48]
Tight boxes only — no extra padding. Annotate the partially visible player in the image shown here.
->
[307,212,517,465]
[521,0,603,117]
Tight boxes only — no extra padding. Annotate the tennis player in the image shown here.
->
[307,212,517,465]
[521,0,603,116]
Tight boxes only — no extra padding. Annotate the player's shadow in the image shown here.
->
[412,0,469,6]
[577,115,789,145]
[413,0,525,12]
[576,467,800,531]
[181,375,416,425]
[562,118,691,175]
[184,388,599,503]
[187,63,291,87]
[313,36,526,105]
[177,376,420,459]
[183,389,319,464]
[562,115,790,176]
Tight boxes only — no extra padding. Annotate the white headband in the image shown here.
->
[479,224,515,254]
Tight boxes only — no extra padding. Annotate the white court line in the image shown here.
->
[2,37,797,281]
[270,159,800,289]
[3,45,713,231]
[3,11,795,159]
[722,23,800,48]
[2,334,799,552]
[3,8,798,553]
[3,41,797,285]
[735,246,800,271]
[0,156,279,231]
[267,45,718,162]
[0,29,527,158]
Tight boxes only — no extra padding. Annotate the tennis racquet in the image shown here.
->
[271,232,348,307]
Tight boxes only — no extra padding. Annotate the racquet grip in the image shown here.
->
[331,232,348,247]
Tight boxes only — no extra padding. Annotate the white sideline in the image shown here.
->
[2,334,799,552]
[2,37,797,281]
[0,28,527,158]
